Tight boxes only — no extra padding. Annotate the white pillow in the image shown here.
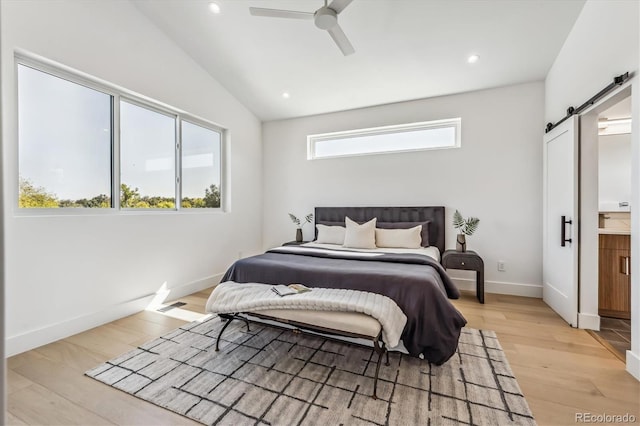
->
[343,217,377,249]
[315,224,346,245]
[375,225,422,249]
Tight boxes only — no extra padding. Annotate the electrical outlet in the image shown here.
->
[497,260,506,272]
[238,251,243,259]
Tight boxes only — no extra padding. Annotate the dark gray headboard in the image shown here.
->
[314,206,446,253]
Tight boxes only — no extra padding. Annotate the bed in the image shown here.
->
[217,206,467,365]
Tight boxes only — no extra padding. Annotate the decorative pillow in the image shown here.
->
[343,217,377,249]
[376,221,431,247]
[375,225,422,248]
[315,224,346,245]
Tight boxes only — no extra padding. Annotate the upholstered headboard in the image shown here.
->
[314,206,446,253]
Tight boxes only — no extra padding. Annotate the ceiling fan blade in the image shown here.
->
[327,24,355,56]
[328,0,354,14]
[249,7,314,20]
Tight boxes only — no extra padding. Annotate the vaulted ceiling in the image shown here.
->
[133,0,585,121]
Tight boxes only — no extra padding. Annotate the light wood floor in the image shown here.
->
[6,289,639,426]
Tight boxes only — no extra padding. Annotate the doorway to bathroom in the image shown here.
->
[592,96,632,360]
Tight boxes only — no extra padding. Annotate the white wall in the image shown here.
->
[599,133,631,211]
[0,1,5,418]
[1,0,263,355]
[263,82,544,297]
[545,0,639,379]
[545,1,638,124]
[633,72,640,378]
[634,0,640,379]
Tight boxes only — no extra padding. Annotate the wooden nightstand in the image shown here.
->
[283,241,310,246]
[441,250,484,304]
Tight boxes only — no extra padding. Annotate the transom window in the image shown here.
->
[16,57,224,211]
[307,118,461,160]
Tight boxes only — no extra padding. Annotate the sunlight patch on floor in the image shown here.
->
[144,282,211,322]
[156,307,211,323]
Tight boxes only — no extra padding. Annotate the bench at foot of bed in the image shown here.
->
[215,309,390,399]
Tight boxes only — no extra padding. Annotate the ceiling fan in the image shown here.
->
[249,0,355,56]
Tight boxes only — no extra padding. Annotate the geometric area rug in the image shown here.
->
[86,315,536,425]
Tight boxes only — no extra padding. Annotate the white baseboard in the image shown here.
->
[6,293,155,357]
[627,350,640,381]
[578,313,600,330]
[5,273,224,357]
[451,277,542,298]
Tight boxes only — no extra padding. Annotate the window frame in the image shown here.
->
[16,60,116,212]
[179,118,223,210]
[307,117,462,160]
[118,97,179,212]
[15,52,227,215]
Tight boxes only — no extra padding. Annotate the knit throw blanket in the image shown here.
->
[206,281,408,347]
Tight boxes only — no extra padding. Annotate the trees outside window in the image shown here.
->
[17,59,225,211]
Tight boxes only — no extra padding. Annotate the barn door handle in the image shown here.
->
[561,216,572,247]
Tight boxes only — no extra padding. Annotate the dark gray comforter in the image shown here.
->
[220,246,467,364]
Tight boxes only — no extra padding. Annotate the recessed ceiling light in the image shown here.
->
[282,92,290,99]
[467,54,480,64]
[208,2,221,14]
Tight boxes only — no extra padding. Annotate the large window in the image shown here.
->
[18,64,112,208]
[307,118,461,160]
[16,57,225,211]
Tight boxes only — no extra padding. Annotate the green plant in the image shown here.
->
[453,210,480,236]
[289,213,313,229]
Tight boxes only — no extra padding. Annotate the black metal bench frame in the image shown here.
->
[215,312,390,399]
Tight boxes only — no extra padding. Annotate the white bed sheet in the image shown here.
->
[300,242,441,262]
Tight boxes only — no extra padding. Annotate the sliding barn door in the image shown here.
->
[543,117,579,327]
